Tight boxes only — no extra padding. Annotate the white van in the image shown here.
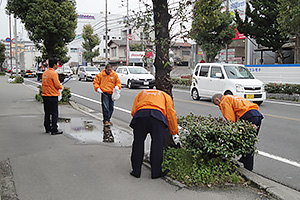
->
[190,63,266,105]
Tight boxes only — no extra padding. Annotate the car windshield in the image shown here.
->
[86,67,98,72]
[128,67,148,74]
[64,66,71,71]
[224,65,254,79]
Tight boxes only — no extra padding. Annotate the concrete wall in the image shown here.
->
[246,64,300,84]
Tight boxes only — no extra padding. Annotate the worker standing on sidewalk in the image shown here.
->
[42,58,63,135]
[93,64,121,126]
[130,89,178,179]
[212,93,264,171]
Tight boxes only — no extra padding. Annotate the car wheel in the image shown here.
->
[127,80,133,89]
[191,88,200,100]
[254,101,263,106]
[224,91,233,95]
[149,86,154,89]
[78,75,81,81]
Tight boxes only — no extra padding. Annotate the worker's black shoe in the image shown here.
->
[51,130,63,135]
[130,171,140,178]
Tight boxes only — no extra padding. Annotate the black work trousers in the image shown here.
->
[42,96,59,133]
[239,115,263,171]
[131,116,166,178]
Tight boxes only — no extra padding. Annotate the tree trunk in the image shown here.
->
[296,28,300,64]
[152,0,173,97]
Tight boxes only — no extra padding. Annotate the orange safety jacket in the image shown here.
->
[219,95,259,122]
[93,70,121,94]
[42,68,63,96]
[131,89,178,135]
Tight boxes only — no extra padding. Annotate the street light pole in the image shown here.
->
[14,17,18,76]
[126,0,130,66]
[105,0,108,65]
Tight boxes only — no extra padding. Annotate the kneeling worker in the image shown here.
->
[212,94,264,171]
[130,89,178,179]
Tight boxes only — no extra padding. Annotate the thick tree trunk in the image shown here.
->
[296,29,300,64]
[152,0,173,97]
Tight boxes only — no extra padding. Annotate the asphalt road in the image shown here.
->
[25,77,300,192]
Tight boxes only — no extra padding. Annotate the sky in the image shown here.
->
[0,0,142,40]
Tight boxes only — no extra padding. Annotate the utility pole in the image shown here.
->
[126,0,130,66]
[14,17,18,76]
[225,0,229,63]
[105,0,108,65]
[9,15,12,76]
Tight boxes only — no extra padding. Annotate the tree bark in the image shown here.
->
[152,0,173,97]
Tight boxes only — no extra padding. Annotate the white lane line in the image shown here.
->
[258,151,300,168]
[264,100,300,107]
[71,93,131,114]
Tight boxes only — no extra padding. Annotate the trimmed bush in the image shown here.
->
[60,87,71,104]
[172,78,191,86]
[162,113,258,186]
[35,85,71,104]
[14,76,24,83]
[265,83,300,95]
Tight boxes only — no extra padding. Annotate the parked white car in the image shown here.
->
[116,66,155,89]
[63,66,73,78]
[190,63,266,105]
[78,66,100,81]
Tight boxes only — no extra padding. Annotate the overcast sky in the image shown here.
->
[0,0,142,40]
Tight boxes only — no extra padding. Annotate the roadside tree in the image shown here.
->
[235,0,289,64]
[190,0,236,62]
[129,0,191,96]
[6,0,77,61]
[0,42,6,71]
[277,0,300,63]
[82,24,100,66]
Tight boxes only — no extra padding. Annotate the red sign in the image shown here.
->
[127,34,134,41]
[232,28,246,40]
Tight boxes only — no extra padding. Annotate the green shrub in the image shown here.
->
[178,114,258,160]
[162,113,258,186]
[265,83,300,95]
[172,78,191,86]
[35,85,71,104]
[60,87,71,104]
[0,71,5,76]
[163,148,242,186]
[35,85,43,102]
[14,76,24,83]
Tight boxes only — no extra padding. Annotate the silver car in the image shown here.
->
[78,66,100,81]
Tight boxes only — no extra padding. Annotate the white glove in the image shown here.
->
[114,86,120,91]
[97,88,103,93]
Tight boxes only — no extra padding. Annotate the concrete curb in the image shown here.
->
[238,168,300,200]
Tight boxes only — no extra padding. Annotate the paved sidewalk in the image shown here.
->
[0,75,299,200]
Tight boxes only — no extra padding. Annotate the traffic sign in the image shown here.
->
[127,34,134,41]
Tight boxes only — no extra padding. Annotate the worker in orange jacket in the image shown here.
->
[130,89,178,179]
[93,64,121,126]
[212,94,264,171]
[42,58,63,135]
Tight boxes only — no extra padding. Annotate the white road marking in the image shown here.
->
[264,100,300,107]
[258,151,300,168]
[71,93,131,114]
